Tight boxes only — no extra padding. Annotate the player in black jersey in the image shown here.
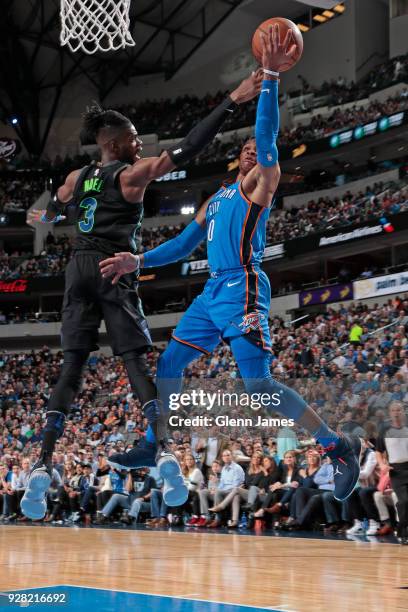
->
[21,71,263,520]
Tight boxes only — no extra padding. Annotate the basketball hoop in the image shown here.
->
[60,0,136,55]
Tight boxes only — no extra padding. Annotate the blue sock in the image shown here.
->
[145,426,156,444]
[312,423,340,448]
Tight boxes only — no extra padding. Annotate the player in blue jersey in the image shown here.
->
[100,25,361,504]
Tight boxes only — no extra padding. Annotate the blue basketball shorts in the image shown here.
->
[172,265,271,354]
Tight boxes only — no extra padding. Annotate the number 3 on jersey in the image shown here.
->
[207,218,215,241]
[79,197,98,233]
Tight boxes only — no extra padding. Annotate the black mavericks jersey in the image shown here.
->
[71,160,143,255]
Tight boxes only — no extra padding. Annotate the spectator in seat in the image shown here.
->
[0,463,10,519]
[253,450,301,523]
[205,450,245,528]
[250,455,281,513]
[43,468,63,522]
[193,460,222,527]
[283,449,334,530]
[12,458,31,521]
[146,487,169,528]
[124,468,157,525]
[3,464,21,522]
[208,451,264,528]
[96,468,131,524]
[177,454,204,525]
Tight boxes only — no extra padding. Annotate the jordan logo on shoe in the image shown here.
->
[334,465,343,476]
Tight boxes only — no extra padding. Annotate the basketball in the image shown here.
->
[252,17,303,72]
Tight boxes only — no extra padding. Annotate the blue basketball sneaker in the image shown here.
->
[108,443,188,507]
[323,435,361,502]
[107,399,188,506]
[20,460,52,520]
[158,452,188,506]
[108,437,158,470]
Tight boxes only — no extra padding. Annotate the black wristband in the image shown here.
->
[45,194,66,219]
[167,95,238,167]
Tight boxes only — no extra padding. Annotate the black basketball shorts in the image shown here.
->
[61,251,152,355]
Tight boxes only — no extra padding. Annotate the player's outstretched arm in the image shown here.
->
[99,197,211,284]
[242,24,296,208]
[120,71,263,189]
[27,169,80,225]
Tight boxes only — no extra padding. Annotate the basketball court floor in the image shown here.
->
[0,525,407,611]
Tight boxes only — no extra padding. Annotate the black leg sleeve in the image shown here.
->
[41,350,89,461]
[122,351,157,405]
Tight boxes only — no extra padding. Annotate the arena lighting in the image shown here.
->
[322,10,335,17]
[333,3,346,13]
[297,23,310,32]
[181,206,195,215]
[313,14,327,22]
[10,117,18,125]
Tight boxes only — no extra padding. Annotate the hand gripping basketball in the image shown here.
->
[260,23,298,74]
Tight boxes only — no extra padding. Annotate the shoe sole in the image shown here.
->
[334,437,362,502]
[20,471,51,520]
[158,454,188,507]
[107,456,157,471]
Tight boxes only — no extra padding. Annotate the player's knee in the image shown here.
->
[44,410,66,439]
[157,344,185,378]
[63,349,89,366]
[122,350,150,376]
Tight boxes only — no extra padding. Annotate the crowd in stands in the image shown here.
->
[280,90,408,146]
[292,53,408,108]
[0,234,72,279]
[267,179,408,243]
[107,53,408,146]
[0,173,45,213]
[194,90,408,165]
[1,295,407,541]
[6,52,408,179]
[0,179,406,284]
[140,178,408,253]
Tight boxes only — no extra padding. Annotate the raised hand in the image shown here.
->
[27,209,66,226]
[230,68,264,104]
[261,24,297,72]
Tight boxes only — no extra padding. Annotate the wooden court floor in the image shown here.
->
[0,525,407,611]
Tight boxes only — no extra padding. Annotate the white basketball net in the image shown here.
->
[60,0,136,54]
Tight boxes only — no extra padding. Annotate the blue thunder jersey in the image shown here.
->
[205,180,271,273]
[171,179,273,355]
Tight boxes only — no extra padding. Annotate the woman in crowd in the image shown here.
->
[172,454,204,525]
[253,450,301,525]
[283,448,334,530]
